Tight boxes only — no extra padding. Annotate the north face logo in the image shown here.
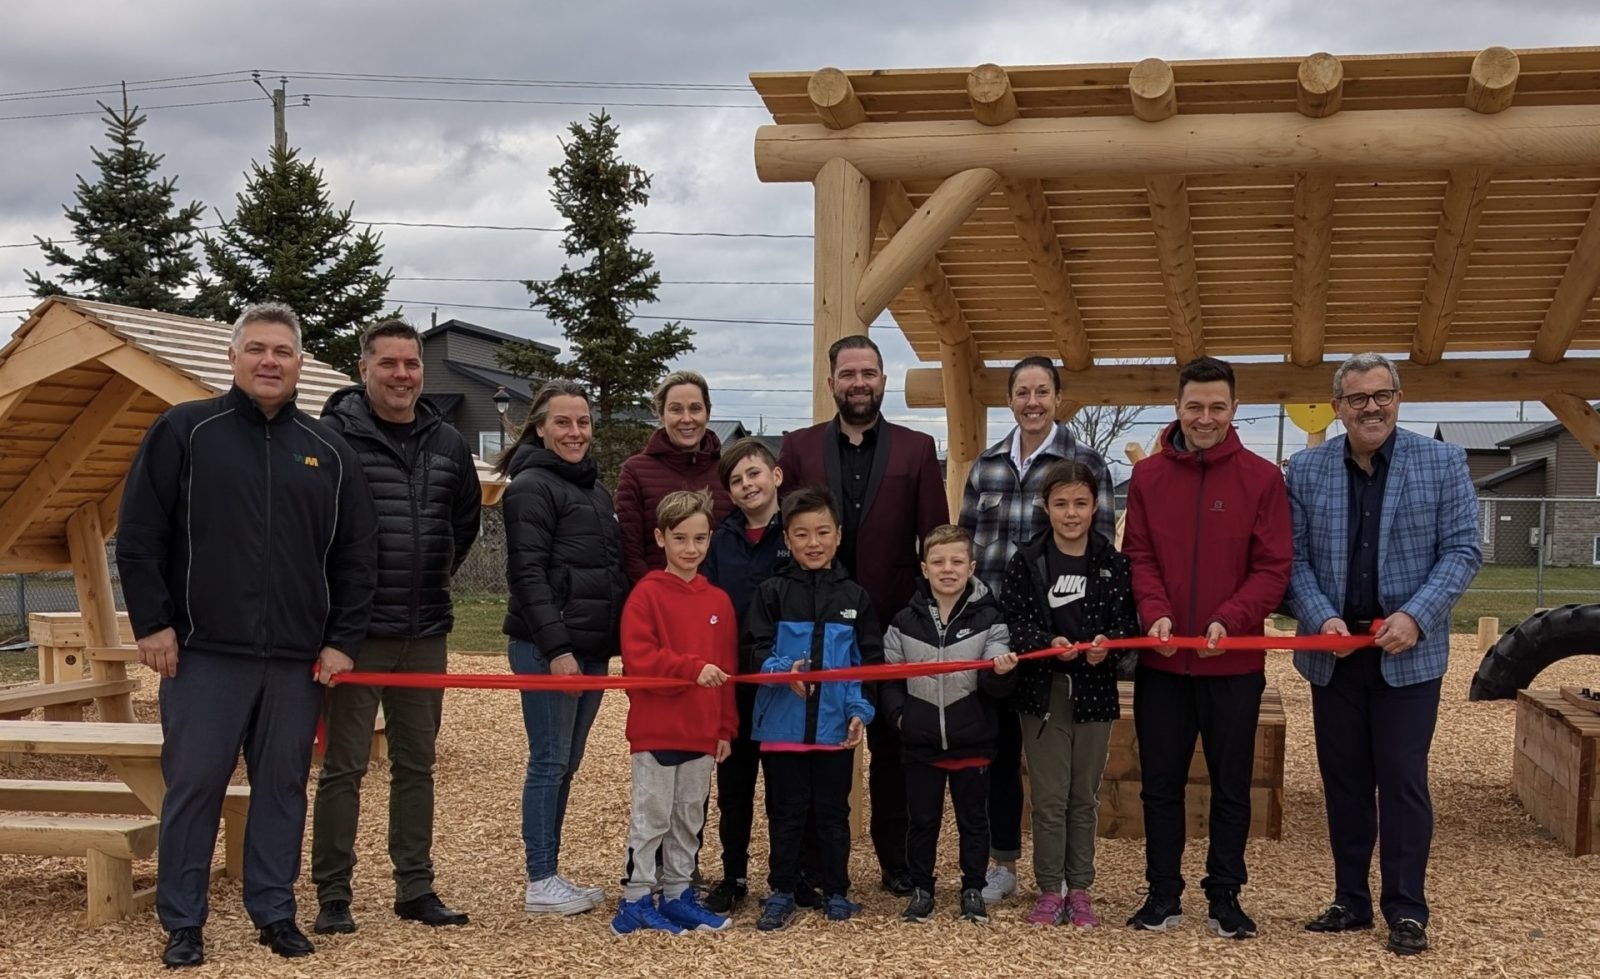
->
[839,609,857,620]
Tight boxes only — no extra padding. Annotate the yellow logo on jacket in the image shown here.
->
[293,454,321,468]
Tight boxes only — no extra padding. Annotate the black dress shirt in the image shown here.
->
[1342,428,1397,626]
[836,418,881,575]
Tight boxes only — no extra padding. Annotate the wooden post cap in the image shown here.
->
[1296,52,1344,117]
[1129,58,1177,121]
[1467,46,1519,114]
[808,67,867,129]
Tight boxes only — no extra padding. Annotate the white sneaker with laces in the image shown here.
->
[980,864,1018,903]
[557,873,604,907]
[524,875,593,915]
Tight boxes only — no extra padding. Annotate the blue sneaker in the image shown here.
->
[660,891,731,932]
[611,895,685,936]
[756,892,798,932]
[823,893,862,922]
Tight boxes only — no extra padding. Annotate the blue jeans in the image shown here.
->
[509,640,607,881]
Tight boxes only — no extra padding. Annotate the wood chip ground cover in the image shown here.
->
[1,637,1596,978]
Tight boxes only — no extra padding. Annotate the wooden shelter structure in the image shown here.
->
[0,297,504,720]
[750,47,1600,512]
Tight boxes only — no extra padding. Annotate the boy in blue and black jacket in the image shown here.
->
[700,437,791,914]
[747,488,881,932]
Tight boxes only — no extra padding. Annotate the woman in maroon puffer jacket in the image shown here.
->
[614,370,736,582]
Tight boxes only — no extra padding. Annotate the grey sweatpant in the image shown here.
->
[1021,676,1113,892]
[621,752,713,901]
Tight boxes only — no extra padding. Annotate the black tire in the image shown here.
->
[1468,603,1600,701]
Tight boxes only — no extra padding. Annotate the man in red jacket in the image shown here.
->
[1120,357,1291,941]
[777,335,947,897]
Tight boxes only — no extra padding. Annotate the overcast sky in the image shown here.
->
[3,0,1597,469]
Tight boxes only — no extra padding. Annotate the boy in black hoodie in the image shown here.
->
[881,525,1018,925]
[700,438,790,913]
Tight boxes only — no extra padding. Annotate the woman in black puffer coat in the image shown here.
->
[496,379,628,915]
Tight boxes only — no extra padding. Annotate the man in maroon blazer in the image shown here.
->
[777,334,948,897]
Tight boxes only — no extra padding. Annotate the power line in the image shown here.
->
[365,220,810,239]
[0,71,256,101]
[392,276,810,285]
[387,297,809,326]
[0,77,257,105]
[0,97,271,122]
[303,92,762,111]
[266,69,748,92]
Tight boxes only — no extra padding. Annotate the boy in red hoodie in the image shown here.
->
[613,490,740,935]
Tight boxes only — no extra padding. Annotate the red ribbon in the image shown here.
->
[329,622,1381,692]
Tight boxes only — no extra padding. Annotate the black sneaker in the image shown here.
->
[794,881,822,909]
[1127,887,1184,932]
[704,878,748,915]
[1387,918,1428,956]
[881,867,915,897]
[902,888,935,923]
[1305,903,1374,933]
[313,900,356,935]
[1206,888,1258,940]
[959,888,989,924]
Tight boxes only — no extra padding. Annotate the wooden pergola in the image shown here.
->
[751,47,1600,512]
[0,297,504,718]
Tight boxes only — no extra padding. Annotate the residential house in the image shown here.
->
[1472,410,1600,567]
[1431,421,1541,481]
[417,319,558,458]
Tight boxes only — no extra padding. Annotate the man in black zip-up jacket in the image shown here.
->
[116,303,378,968]
[310,319,481,935]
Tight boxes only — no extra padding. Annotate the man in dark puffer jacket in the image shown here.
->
[311,320,481,935]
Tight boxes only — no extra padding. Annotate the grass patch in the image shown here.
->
[449,597,508,653]
[0,652,40,685]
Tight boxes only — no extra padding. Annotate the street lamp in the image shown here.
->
[492,385,513,450]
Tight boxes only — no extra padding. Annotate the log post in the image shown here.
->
[1129,58,1177,121]
[1291,172,1336,366]
[1146,174,1205,363]
[940,338,985,520]
[808,67,867,129]
[967,63,1018,125]
[1003,177,1093,370]
[1412,167,1494,364]
[1530,192,1600,364]
[1477,616,1501,657]
[812,158,873,422]
[66,503,134,723]
[1466,47,1520,114]
[1296,53,1344,118]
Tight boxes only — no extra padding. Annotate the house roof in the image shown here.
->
[709,419,750,445]
[422,318,557,354]
[1498,406,1600,447]
[444,359,537,402]
[1474,457,1547,489]
[1432,421,1541,452]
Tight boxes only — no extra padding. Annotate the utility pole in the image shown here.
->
[253,72,288,153]
[1274,403,1286,468]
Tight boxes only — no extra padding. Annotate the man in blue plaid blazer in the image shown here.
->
[1286,352,1481,957]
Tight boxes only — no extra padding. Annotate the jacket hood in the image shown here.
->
[642,425,723,471]
[908,575,996,621]
[638,568,714,594]
[324,384,442,441]
[1019,526,1116,564]
[507,440,597,488]
[1157,419,1245,466]
[778,559,853,587]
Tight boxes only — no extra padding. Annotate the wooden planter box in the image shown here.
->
[1095,682,1286,840]
[1513,689,1599,856]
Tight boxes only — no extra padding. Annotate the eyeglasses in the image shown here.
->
[1334,389,1397,410]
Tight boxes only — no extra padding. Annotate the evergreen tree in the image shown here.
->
[497,111,693,474]
[25,96,206,313]
[197,145,391,372]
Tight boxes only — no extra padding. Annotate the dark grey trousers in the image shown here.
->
[156,649,322,930]
[311,635,447,905]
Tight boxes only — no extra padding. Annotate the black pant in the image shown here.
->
[763,749,854,897]
[1133,665,1264,895]
[716,687,767,882]
[156,650,322,929]
[867,714,908,874]
[1311,647,1441,925]
[987,706,1024,861]
[905,763,990,892]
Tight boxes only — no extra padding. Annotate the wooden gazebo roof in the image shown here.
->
[750,47,1600,512]
[0,297,503,573]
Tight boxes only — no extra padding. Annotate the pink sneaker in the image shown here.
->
[1025,891,1067,926]
[1066,888,1101,928]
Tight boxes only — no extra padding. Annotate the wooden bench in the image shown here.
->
[26,613,136,722]
[0,814,159,925]
[1514,689,1599,855]
[0,678,141,721]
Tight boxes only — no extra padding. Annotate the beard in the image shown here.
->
[834,386,884,426]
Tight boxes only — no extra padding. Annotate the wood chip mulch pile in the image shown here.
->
[1,636,1597,978]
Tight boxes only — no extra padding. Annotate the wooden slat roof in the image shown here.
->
[751,48,1600,365]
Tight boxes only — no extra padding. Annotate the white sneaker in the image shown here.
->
[524,875,593,915]
[557,873,604,908]
[981,864,1018,903]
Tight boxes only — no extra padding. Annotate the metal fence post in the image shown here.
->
[1535,498,1547,608]
[15,574,25,627]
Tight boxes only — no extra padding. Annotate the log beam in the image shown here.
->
[939,337,985,519]
[813,158,873,422]
[67,502,135,723]
[808,68,867,129]
[1530,191,1600,364]
[1466,47,1519,114]
[753,105,1600,182]
[1543,393,1600,460]
[905,358,1600,408]
[1412,167,1495,364]
[855,168,1001,324]
[967,63,1018,126]
[1291,173,1336,366]
[98,477,126,537]
[0,374,141,554]
[1145,175,1205,363]
[1002,178,1092,370]
[1296,53,1344,118]
[0,545,72,573]
[1129,58,1176,122]
[878,183,971,347]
